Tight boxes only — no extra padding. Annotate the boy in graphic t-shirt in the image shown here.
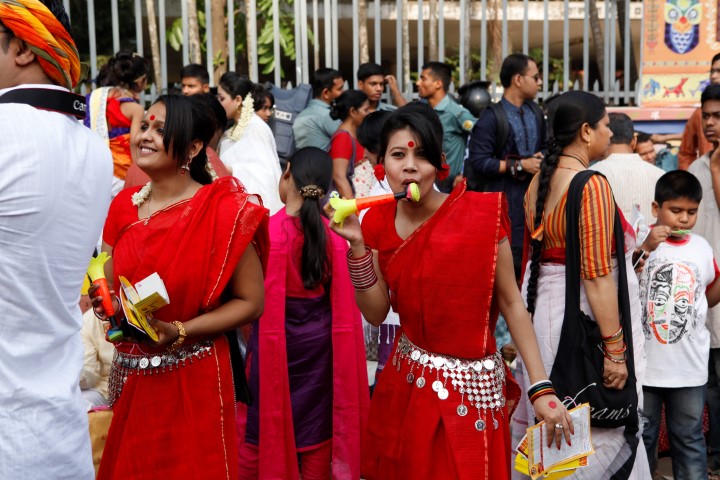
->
[637,170,720,479]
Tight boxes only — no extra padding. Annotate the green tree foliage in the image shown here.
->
[166,0,312,78]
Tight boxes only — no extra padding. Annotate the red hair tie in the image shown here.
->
[374,164,386,181]
[436,163,450,181]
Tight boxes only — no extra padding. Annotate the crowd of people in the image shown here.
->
[4,1,720,480]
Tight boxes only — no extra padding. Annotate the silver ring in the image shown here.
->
[554,423,563,430]
[93,309,105,321]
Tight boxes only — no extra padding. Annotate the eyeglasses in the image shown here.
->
[523,74,541,82]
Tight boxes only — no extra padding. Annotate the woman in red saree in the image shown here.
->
[91,95,269,479]
[237,147,369,479]
[327,102,572,479]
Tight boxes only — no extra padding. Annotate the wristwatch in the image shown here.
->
[516,159,523,173]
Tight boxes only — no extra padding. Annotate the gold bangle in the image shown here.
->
[170,321,186,350]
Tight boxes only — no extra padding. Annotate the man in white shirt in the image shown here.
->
[689,83,720,474]
[0,2,112,478]
[591,112,665,224]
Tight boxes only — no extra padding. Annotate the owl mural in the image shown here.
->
[664,0,702,54]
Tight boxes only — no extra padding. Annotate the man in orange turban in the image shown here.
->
[0,0,80,89]
[0,2,113,479]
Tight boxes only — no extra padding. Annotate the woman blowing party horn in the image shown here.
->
[327,102,573,479]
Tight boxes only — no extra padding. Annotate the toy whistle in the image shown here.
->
[87,252,123,342]
[329,182,420,226]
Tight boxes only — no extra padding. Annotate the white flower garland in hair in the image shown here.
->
[132,182,152,206]
[229,94,255,142]
[206,161,219,181]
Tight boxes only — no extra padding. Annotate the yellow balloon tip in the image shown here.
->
[408,183,420,202]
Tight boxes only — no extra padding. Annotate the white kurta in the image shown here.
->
[590,153,666,224]
[218,114,283,215]
[0,85,113,479]
[689,154,720,349]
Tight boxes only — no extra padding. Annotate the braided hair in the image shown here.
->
[288,147,333,289]
[525,91,606,314]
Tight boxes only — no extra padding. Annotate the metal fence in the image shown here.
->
[65,0,643,105]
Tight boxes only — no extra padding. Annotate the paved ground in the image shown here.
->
[656,456,673,479]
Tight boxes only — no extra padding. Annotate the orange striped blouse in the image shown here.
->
[525,174,616,279]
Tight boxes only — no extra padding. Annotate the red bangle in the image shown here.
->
[602,326,623,341]
[603,342,627,355]
[603,351,627,364]
[347,247,377,291]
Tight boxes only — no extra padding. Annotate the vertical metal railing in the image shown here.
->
[352,0,359,88]
[180,0,188,66]
[111,0,120,53]
[417,0,424,72]
[227,0,236,73]
[563,0,569,92]
[438,0,445,63]
[480,0,487,82]
[87,0,97,82]
[205,0,214,86]
[72,0,641,105]
[522,0,529,55]
[583,0,589,91]
[158,0,167,92]
[542,0,549,99]
[272,0,281,86]
[374,0,381,65]
[459,0,466,86]
[395,0,402,84]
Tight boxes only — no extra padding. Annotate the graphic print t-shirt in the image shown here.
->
[639,234,719,387]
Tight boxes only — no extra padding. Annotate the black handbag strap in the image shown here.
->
[564,170,635,379]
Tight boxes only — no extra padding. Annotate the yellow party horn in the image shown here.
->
[87,253,123,342]
[329,182,420,226]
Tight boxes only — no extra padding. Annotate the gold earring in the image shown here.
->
[587,140,591,148]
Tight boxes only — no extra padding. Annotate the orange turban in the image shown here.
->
[0,0,81,89]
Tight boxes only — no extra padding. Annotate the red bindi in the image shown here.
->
[149,115,155,121]
[549,401,557,409]
[408,141,415,148]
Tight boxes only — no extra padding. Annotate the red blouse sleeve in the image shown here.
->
[103,187,140,247]
[329,131,354,161]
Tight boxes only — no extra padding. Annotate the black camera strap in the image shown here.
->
[0,87,86,119]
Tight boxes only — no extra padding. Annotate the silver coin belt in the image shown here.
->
[108,338,214,405]
[392,333,506,432]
